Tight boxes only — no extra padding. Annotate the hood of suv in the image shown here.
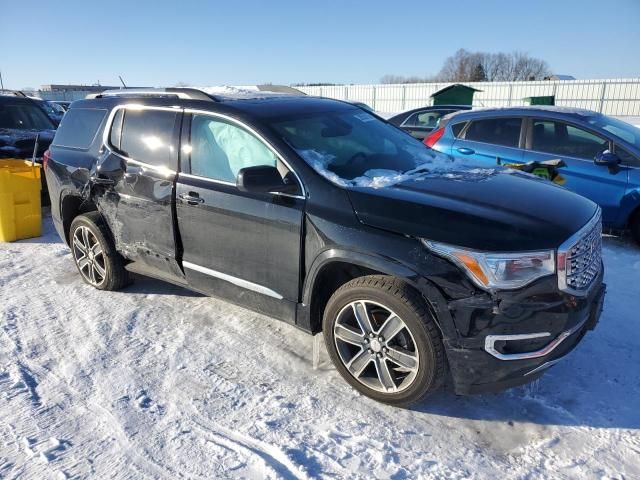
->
[0,129,55,159]
[347,169,598,251]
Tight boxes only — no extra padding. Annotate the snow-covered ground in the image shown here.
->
[1,215,639,479]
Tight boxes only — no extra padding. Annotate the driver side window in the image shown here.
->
[190,114,279,183]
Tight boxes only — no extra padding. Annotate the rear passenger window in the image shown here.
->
[119,109,178,168]
[451,122,466,138]
[531,120,609,160]
[53,108,107,149]
[464,117,522,148]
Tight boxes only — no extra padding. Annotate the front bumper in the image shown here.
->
[443,275,606,395]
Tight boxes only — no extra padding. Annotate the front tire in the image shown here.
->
[322,275,446,406]
[69,212,129,291]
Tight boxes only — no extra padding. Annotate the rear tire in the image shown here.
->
[69,212,129,291]
[322,275,446,407]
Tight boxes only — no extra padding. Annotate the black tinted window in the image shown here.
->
[531,120,608,160]
[464,117,522,147]
[120,109,177,168]
[0,102,54,130]
[53,108,107,148]
[451,122,466,137]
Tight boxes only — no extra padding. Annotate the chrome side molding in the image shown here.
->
[182,261,283,300]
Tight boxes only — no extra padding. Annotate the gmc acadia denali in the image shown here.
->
[45,88,606,406]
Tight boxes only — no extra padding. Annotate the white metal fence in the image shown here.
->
[38,90,98,101]
[296,78,640,116]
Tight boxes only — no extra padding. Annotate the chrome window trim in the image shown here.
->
[101,104,182,175]
[179,172,235,187]
[184,108,307,199]
[178,172,305,200]
[484,316,587,361]
[182,261,283,300]
[557,208,602,296]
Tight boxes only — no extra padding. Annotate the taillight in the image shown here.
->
[423,127,445,148]
[43,149,51,170]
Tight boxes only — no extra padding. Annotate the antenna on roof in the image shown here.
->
[119,76,127,89]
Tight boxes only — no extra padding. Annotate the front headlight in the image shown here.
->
[422,240,555,291]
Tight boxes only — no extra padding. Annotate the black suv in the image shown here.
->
[45,88,606,406]
[1,93,57,204]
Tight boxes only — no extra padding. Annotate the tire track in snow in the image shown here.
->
[188,416,310,480]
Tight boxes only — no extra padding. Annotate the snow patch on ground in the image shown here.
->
[0,216,639,479]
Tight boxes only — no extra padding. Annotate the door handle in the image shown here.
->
[90,175,115,186]
[178,192,204,205]
[456,147,475,155]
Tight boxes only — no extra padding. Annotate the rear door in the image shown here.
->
[175,111,305,321]
[452,116,524,165]
[523,117,628,225]
[97,105,183,277]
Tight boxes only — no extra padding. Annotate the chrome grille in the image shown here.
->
[558,211,602,295]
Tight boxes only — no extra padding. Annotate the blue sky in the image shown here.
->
[1,0,639,89]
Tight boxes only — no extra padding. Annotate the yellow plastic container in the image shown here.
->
[0,159,42,242]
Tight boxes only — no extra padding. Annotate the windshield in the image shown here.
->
[270,109,466,187]
[0,102,55,130]
[587,115,640,149]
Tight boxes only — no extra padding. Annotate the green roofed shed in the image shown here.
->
[524,95,555,106]
[431,83,481,106]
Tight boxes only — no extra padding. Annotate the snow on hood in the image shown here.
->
[297,148,496,189]
[0,128,55,158]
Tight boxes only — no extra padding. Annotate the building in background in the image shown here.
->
[38,84,146,101]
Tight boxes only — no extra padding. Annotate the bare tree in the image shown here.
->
[380,74,436,84]
[436,49,551,82]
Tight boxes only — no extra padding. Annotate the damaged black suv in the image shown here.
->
[45,88,606,406]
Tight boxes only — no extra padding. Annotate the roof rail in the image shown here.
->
[86,87,216,102]
[0,89,28,97]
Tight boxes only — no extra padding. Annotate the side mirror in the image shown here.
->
[237,165,290,194]
[594,150,620,167]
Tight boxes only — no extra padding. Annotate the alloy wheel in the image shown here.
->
[72,225,107,287]
[333,300,420,393]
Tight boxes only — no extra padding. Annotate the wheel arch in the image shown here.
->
[302,249,455,337]
[60,192,98,245]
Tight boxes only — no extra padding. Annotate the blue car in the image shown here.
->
[426,107,640,244]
